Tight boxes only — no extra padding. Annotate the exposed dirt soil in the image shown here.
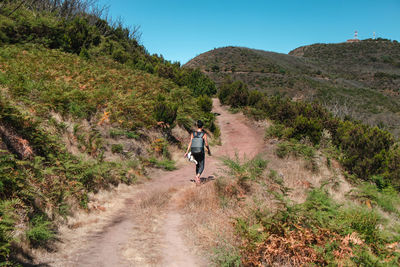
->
[33,98,266,266]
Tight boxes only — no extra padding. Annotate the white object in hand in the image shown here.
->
[187,152,198,164]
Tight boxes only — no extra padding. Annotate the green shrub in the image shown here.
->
[243,106,267,120]
[339,207,382,244]
[109,129,139,139]
[291,115,323,144]
[148,157,176,171]
[243,93,399,187]
[247,90,263,106]
[177,68,216,96]
[351,250,383,266]
[218,80,249,107]
[218,81,233,105]
[0,200,19,262]
[212,244,242,267]
[275,140,317,171]
[233,188,398,266]
[227,81,249,108]
[27,215,55,246]
[111,144,123,154]
[385,146,400,188]
[153,100,178,126]
[222,154,268,182]
[197,95,213,113]
[333,121,394,179]
[276,141,315,159]
[265,123,288,139]
[302,188,341,228]
[0,152,26,199]
[352,182,400,214]
[176,114,193,132]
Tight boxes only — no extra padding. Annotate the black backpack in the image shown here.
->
[191,131,205,154]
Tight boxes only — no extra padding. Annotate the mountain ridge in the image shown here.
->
[184,40,400,136]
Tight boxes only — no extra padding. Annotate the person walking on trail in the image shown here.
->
[184,120,211,185]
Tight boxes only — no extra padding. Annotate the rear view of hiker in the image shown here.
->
[184,120,211,185]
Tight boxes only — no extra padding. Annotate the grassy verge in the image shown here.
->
[212,154,400,266]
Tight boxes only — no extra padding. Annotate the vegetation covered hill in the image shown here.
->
[185,40,400,136]
[0,1,217,264]
[185,41,400,265]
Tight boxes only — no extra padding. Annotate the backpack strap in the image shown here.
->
[193,131,204,138]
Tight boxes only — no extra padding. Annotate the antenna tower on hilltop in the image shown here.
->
[347,30,360,43]
[373,32,376,39]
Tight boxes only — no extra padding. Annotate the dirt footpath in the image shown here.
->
[35,98,265,267]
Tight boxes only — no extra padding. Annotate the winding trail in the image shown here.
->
[37,99,265,266]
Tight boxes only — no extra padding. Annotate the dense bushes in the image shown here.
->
[217,154,400,266]
[0,3,216,98]
[333,121,394,179]
[219,81,400,188]
[175,68,217,96]
[197,95,213,113]
[236,188,400,266]
[218,80,249,107]
[153,99,178,126]
[0,200,19,261]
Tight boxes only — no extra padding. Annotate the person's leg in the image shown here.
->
[195,153,205,185]
[193,153,204,185]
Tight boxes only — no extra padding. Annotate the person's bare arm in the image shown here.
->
[184,133,193,157]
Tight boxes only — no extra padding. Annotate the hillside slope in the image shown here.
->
[0,43,219,263]
[185,41,400,136]
[0,2,218,264]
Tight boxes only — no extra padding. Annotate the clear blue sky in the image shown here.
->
[98,0,400,64]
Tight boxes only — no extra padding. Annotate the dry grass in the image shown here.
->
[139,187,176,209]
[174,132,354,265]
[263,139,352,204]
[176,183,239,259]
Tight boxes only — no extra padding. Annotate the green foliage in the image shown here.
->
[301,188,342,228]
[339,207,382,244]
[0,3,216,100]
[218,80,249,107]
[234,188,399,265]
[0,200,20,262]
[265,123,290,139]
[291,115,323,144]
[222,154,268,182]
[351,250,385,267]
[351,182,400,215]
[247,90,263,107]
[212,243,242,267]
[275,140,317,171]
[225,89,400,187]
[111,144,123,154]
[333,121,394,179]
[384,145,400,189]
[176,68,217,96]
[26,215,54,246]
[189,43,400,137]
[197,95,213,113]
[153,100,178,126]
[0,2,218,260]
[0,152,26,199]
[216,154,268,202]
[148,157,176,171]
[109,129,139,139]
